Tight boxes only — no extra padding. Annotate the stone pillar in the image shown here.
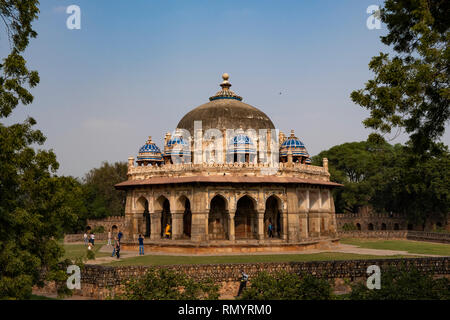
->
[299,212,308,239]
[323,157,329,171]
[191,211,208,242]
[257,210,265,240]
[172,210,184,240]
[282,211,288,240]
[228,212,235,241]
[150,211,162,240]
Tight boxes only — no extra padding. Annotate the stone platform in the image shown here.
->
[120,238,340,254]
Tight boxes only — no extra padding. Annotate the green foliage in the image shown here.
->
[0,0,79,299]
[86,250,95,261]
[349,265,450,300]
[116,268,219,300]
[351,0,450,154]
[239,271,333,300]
[342,223,357,231]
[81,162,127,220]
[312,140,394,213]
[0,0,40,118]
[313,139,449,223]
[91,226,105,234]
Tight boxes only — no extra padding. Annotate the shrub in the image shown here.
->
[91,226,105,234]
[116,268,219,300]
[239,271,333,300]
[349,265,450,300]
[342,223,357,231]
[86,250,95,260]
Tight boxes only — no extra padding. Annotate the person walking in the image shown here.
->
[268,222,274,238]
[236,270,249,297]
[90,233,95,246]
[111,237,118,257]
[118,230,123,244]
[115,241,121,259]
[138,234,144,255]
[164,223,171,239]
[107,230,112,246]
[83,232,88,245]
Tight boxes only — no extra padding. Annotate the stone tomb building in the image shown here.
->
[115,74,341,253]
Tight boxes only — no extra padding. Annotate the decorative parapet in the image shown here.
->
[126,161,330,181]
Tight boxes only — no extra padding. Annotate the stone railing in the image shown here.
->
[128,161,328,180]
[34,257,450,299]
[338,230,450,244]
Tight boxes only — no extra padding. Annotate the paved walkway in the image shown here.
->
[86,242,442,265]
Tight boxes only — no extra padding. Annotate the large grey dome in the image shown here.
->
[177,74,275,135]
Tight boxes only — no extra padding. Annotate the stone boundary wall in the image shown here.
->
[64,232,127,243]
[39,257,448,299]
[64,233,109,242]
[338,230,450,244]
[86,216,126,233]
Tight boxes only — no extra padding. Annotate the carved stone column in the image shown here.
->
[150,211,162,240]
[257,210,265,240]
[172,210,184,240]
[281,210,288,240]
[228,212,235,241]
[191,211,208,242]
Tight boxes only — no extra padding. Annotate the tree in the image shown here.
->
[351,0,449,154]
[349,265,450,300]
[313,139,449,223]
[82,161,127,219]
[0,1,78,299]
[312,140,394,213]
[239,271,333,300]
[116,268,219,300]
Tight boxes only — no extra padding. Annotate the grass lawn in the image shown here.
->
[340,238,450,256]
[103,252,415,266]
[62,240,110,261]
[29,294,58,300]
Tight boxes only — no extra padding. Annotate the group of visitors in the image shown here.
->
[110,229,123,259]
[83,232,96,250]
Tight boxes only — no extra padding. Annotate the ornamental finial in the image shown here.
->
[209,73,243,101]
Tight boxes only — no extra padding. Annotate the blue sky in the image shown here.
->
[3,0,449,178]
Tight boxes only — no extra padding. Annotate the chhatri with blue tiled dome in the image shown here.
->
[136,136,163,165]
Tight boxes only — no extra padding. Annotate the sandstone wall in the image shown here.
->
[338,230,450,244]
[43,257,450,299]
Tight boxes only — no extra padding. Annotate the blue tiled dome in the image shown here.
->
[280,130,309,158]
[228,134,256,154]
[165,134,191,157]
[167,136,188,147]
[281,138,305,148]
[137,137,163,163]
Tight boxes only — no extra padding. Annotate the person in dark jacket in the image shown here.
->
[236,270,249,297]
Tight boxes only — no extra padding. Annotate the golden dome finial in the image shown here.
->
[222,73,229,81]
[147,136,152,143]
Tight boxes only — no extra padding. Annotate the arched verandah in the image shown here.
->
[264,195,282,239]
[136,196,150,237]
[235,195,258,240]
[208,195,229,240]
[177,195,192,239]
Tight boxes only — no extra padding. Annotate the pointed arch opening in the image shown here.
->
[264,195,282,239]
[235,195,257,239]
[178,196,192,239]
[208,195,229,240]
[137,196,150,237]
[156,196,171,239]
